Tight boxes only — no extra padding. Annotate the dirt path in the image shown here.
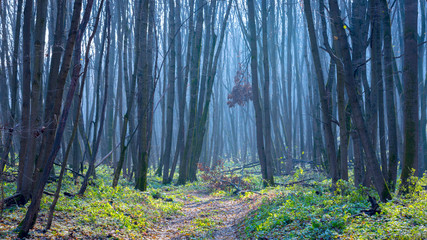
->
[148,191,264,240]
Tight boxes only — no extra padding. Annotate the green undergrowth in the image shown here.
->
[238,172,427,240]
[2,165,427,239]
[0,166,185,239]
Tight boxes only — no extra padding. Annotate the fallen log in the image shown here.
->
[275,178,314,187]
[43,191,55,196]
[1,193,27,208]
[221,162,260,174]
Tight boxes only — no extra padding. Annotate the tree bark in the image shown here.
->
[17,0,33,198]
[260,0,275,185]
[161,0,176,184]
[135,0,155,191]
[177,0,203,185]
[399,0,419,193]
[379,0,398,191]
[78,0,111,196]
[168,0,185,183]
[247,0,274,187]
[303,0,338,185]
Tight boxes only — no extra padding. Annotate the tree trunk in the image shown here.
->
[379,0,398,191]
[400,0,419,193]
[168,0,185,183]
[161,0,175,184]
[303,0,338,185]
[260,0,274,185]
[135,0,155,191]
[285,0,293,174]
[247,0,274,187]
[177,0,203,185]
[349,0,368,187]
[369,0,386,178]
[78,1,111,196]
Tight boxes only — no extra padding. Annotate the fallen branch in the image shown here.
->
[221,162,260,174]
[43,191,55,196]
[275,178,314,187]
[53,162,85,177]
[63,192,75,198]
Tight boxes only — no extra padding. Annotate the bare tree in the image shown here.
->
[400,0,419,193]
[247,0,274,186]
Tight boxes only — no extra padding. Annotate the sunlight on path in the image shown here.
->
[149,191,264,239]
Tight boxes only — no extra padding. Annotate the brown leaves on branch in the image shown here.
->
[227,63,252,108]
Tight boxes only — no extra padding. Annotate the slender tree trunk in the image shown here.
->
[303,0,338,185]
[161,0,175,184]
[400,0,419,192]
[177,0,203,185]
[383,20,399,188]
[33,0,67,189]
[135,0,155,191]
[349,0,368,187]
[78,0,111,196]
[261,0,274,185]
[285,0,293,174]
[0,0,13,177]
[247,0,273,187]
[369,0,386,178]
[168,0,185,183]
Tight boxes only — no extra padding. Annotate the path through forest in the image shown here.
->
[149,190,265,239]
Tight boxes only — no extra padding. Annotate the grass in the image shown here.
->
[0,166,184,239]
[238,172,427,240]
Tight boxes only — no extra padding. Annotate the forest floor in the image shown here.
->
[149,189,266,239]
[1,166,427,239]
[0,166,272,239]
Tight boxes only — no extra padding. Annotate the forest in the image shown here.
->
[0,0,426,239]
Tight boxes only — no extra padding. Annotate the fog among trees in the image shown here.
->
[0,0,426,238]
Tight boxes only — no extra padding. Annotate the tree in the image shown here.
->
[78,0,110,196]
[380,0,399,191]
[303,0,338,185]
[161,0,175,184]
[135,0,156,191]
[261,0,275,184]
[16,0,33,203]
[167,0,186,183]
[247,0,274,186]
[400,0,419,193]
[177,0,204,185]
